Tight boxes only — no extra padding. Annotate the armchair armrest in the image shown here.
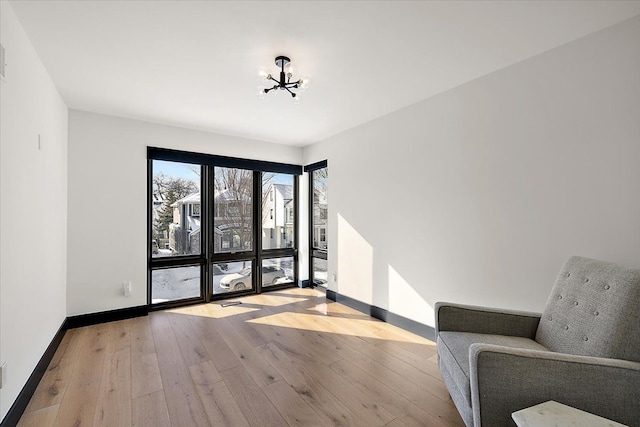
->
[435,302,541,339]
[469,344,640,426]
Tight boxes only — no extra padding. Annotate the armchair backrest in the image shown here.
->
[536,256,640,362]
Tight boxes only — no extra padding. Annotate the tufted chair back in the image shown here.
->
[535,256,640,362]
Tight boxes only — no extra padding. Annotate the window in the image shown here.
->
[262,257,295,288]
[262,173,295,250]
[149,147,301,307]
[312,258,328,286]
[151,160,202,258]
[148,159,204,304]
[152,265,201,303]
[214,167,253,254]
[305,161,328,288]
[213,261,253,294]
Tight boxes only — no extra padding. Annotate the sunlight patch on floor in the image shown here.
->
[305,303,373,321]
[167,303,261,319]
[246,311,416,342]
[247,294,310,307]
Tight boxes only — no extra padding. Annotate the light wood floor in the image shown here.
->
[18,287,464,427]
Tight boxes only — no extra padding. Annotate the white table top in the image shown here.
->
[512,400,627,427]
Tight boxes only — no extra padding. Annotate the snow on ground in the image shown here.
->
[151,266,200,303]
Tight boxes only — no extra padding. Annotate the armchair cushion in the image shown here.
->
[536,256,640,362]
[437,332,548,408]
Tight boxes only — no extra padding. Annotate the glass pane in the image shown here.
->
[262,257,294,288]
[213,261,253,294]
[152,160,201,258]
[214,167,253,253]
[312,168,328,250]
[312,257,328,287]
[152,265,201,303]
[262,174,294,250]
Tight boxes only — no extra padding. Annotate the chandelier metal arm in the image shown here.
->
[260,56,305,101]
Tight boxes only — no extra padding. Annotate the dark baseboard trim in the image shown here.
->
[325,291,436,341]
[66,305,148,329]
[0,320,67,427]
[386,311,435,341]
[370,305,387,322]
[1,304,150,426]
[298,279,311,288]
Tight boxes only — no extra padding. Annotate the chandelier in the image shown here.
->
[259,56,308,102]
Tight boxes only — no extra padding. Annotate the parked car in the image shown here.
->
[152,240,159,254]
[220,266,286,291]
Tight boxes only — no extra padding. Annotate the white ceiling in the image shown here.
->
[9,1,640,146]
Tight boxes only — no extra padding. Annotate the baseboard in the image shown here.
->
[1,304,150,426]
[66,305,148,329]
[325,290,436,341]
[298,279,311,288]
[0,320,67,427]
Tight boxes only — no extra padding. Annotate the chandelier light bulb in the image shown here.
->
[296,78,308,93]
[257,69,269,81]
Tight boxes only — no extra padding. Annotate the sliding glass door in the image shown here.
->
[148,148,300,308]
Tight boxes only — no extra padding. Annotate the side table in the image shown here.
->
[512,400,627,427]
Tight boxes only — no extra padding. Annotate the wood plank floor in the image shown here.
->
[18,288,464,427]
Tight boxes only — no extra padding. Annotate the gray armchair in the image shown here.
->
[435,256,640,427]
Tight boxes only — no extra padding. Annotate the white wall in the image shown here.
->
[67,110,303,315]
[303,16,640,328]
[0,1,68,419]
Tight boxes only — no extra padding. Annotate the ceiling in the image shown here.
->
[9,1,640,146]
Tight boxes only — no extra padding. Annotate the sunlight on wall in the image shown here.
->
[337,214,373,304]
[388,265,435,327]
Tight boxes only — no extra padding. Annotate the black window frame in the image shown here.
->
[304,160,328,287]
[148,147,301,309]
